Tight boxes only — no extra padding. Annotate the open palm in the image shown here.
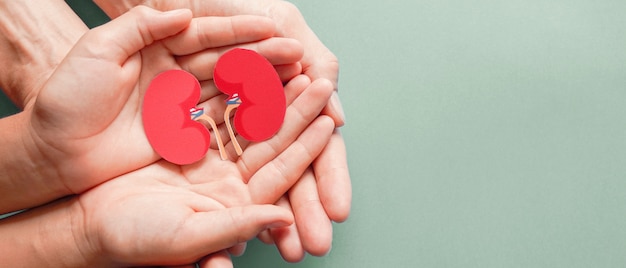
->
[28,7,305,195]
[73,120,328,267]
[96,2,352,261]
[110,1,352,261]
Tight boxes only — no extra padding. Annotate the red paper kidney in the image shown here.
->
[142,70,210,165]
[213,48,286,141]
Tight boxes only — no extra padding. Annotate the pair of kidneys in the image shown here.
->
[142,48,286,165]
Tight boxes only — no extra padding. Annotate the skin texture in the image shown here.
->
[0,6,336,267]
[0,0,87,109]
[0,0,351,265]
[0,8,305,213]
[93,0,351,262]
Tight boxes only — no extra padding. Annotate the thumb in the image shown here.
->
[175,205,294,260]
[73,6,192,64]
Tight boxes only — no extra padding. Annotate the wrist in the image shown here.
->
[0,0,87,108]
[0,110,68,213]
[0,197,105,267]
[67,198,114,267]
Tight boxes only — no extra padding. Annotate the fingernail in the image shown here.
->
[329,91,345,127]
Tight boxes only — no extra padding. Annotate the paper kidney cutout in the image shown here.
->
[142,70,210,165]
[214,48,286,142]
[143,49,285,164]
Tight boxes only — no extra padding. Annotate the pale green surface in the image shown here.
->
[234,1,626,267]
[2,1,626,267]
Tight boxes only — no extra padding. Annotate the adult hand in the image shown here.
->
[74,113,334,266]
[96,1,341,117]
[4,6,305,212]
[0,0,87,109]
[0,105,334,266]
[93,0,352,261]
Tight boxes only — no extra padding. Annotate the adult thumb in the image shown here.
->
[73,6,192,64]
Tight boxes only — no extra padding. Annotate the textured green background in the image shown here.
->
[3,1,626,267]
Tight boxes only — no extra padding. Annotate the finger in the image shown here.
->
[190,74,314,162]
[268,2,340,87]
[274,63,303,83]
[299,37,344,126]
[198,251,233,268]
[76,6,192,65]
[248,115,334,204]
[313,129,351,222]
[198,80,222,104]
[302,47,340,93]
[289,168,332,256]
[162,15,276,56]
[177,37,303,81]
[195,88,228,123]
[227,243,247,257]
[269,196,305,262]
[196,62,302,105]
[237,78,333,182]
[257,229,274,244]
[215,75,311,156]
[322,91,346,127]
[173,205,293,261]
[283,75,312,105]
[197,74,310,127]
[262,2,344,125]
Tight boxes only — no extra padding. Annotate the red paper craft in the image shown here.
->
[142,70,210,165]
[142,48,286,164]
[214,48,286,150]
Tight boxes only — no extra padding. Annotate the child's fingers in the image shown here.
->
[196,74,311,160]
[237,78,332,179]
[247,115,334,205]
[176,37,303,81]
[218,75,311,157]
[162,15,276,56]
[273,63,303,83]
[195,63,302,106]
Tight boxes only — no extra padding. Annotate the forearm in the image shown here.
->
[0,111,67,214]
[0,197,102,267]
[0,0,87,109]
